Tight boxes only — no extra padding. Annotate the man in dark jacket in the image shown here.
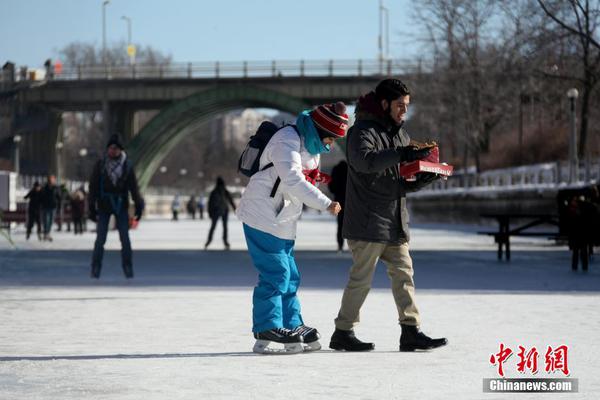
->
[330,79,447,352]
[88,134,144,279]
[328,160,348,251]
[205,177,236,250]
[24,181,43,240]
[40,175,61,241]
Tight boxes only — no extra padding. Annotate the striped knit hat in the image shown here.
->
[310,102,349,138]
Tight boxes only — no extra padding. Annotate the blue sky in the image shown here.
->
[0,0,422,68]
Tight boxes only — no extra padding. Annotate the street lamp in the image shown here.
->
[13,134,21,175]
[102,0,111,67]
[55,141,63,185]
[121,15,135,65]
[79,148,88,181]
[159,166,168,173]
[378,0,389,74]
[179,168,188,176]
[567,88,579,183]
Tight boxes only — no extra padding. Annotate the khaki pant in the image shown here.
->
[334,239,420,330]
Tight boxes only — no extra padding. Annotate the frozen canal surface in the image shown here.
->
[1,215,599,399]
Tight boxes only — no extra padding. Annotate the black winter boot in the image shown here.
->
[400,324,447,352]
[329,329,375,352]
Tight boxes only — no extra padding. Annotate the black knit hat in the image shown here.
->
[375,79,411,102]
[106,134,124,150]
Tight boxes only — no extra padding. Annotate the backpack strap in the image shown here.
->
[268,125,300,198]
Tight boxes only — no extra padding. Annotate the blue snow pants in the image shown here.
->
[243,224,304,333]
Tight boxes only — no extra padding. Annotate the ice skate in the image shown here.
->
[252,328,304,354]
[292,325,322,351]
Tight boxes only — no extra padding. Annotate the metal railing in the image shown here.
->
[2,59,427,82]
[421,159,600,193]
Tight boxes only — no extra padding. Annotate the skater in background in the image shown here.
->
[330,79,447,352]
[88,134,144,279]
[24,181,43,240]
[204,177,236,250]
[171,195,181,221]
[197,194,206,220]
[328,160,348,252]
[70,188,86,235]
[186,195,197,219]
[237,102,346,353]
[566,186,600,271]
[40,175,61,242]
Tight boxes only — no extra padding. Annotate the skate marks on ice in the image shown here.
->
[0,348,427,362]
[0,352,259,362]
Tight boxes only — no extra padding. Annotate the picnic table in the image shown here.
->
[478,213,562,260]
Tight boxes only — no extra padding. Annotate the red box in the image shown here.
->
[400,160,454,180]
[399,144,453,181]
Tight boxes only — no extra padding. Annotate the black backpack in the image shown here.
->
[238,121,299,197]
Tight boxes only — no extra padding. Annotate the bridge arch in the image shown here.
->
[127,85,310,190]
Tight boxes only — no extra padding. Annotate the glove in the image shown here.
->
[396,145,431,163]
[417,172,441,186]
[88,208,98,223]
[134,204,143,221]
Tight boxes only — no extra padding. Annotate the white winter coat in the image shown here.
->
[237,126,332,240]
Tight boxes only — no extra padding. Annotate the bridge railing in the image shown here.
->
[10,59,427,81]
[421,158,600,193]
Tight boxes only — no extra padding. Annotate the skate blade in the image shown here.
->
[253,340,304,355]
[303,340,322,352]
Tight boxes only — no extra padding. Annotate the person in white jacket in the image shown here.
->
[237,102,348,354]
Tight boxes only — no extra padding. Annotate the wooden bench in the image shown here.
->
[478,213,563,260]
[0,209,74,232]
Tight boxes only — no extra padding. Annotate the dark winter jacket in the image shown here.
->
[40,184,61,210]
[328,161,348,206]
[208,180,236,219]
[88,155,144,215]
[342,92,432,244]
[25,188,43,213]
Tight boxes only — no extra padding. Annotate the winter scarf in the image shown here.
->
[105,152,127,185]
[296,110,330,156]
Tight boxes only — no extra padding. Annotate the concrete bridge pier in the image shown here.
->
[13,104,61,176]
[111,104,136,144]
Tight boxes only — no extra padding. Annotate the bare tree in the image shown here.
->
[535,0,600,157]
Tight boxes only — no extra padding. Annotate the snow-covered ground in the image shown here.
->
[1,215,599,399]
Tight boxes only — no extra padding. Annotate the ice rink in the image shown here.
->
[1,215,599,399]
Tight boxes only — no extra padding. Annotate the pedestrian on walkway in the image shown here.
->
[187,195,197,219]
[237,102,347,353]
[40,175,60,241]
[70,188,85,235]
[171,195,181,221]
[197,194,206,220]
[328,160,348,252]
[204,177,236,250]
[330,79,447,352]
[24,181,43,240]
[88,134,144,279]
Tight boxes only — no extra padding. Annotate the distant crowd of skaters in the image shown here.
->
[23,175,87,241]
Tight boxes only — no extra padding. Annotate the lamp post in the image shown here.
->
[79,148,88,181]
[55,141,63,186]
[378,0,389,75]
[121,15,135,65]
[13,134,21,176]
[102,0,111,67]
[567,88,579,184]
